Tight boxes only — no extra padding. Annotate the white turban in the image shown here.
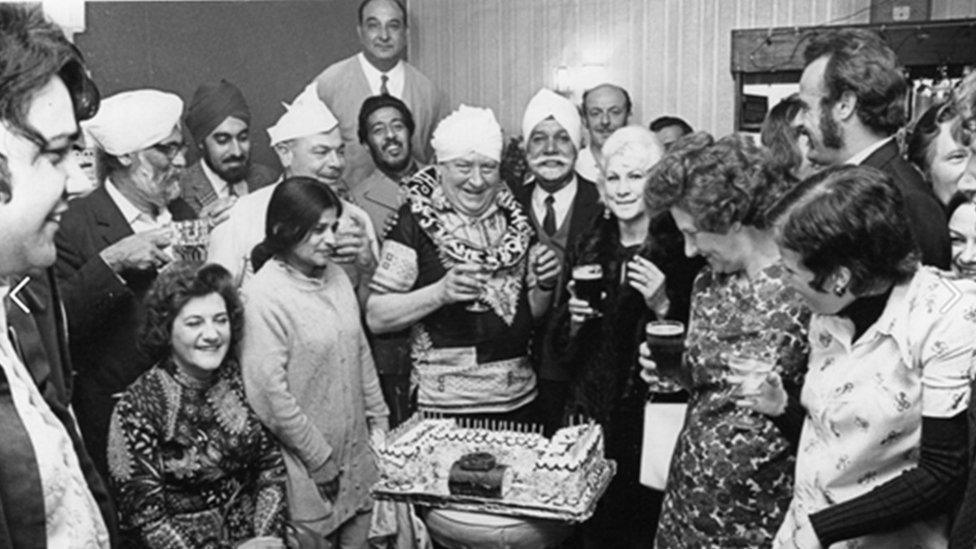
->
[83,89,183,156]
[521,88,581,149]
[430,104,502,163]
[267,82,339,146]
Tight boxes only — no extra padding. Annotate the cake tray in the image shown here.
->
[371,459,616,523]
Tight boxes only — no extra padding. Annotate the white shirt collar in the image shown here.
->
[846,136,893,166]
[200,159,231,198]
[531,175,579,230]
[357,52,405,98]
[105,177,172,228]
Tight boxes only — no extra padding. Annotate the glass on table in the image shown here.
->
[169,219,212,262]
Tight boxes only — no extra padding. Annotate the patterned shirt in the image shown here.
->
[107,359,287,547]
[774,267,976,548]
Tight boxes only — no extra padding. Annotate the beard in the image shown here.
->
[204,153,248,184]
[372,137,411,174]
[819,104,844,150]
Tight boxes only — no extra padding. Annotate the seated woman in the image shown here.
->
[760,93,820,181]
[240,177,389,547]
[638,132,810,547]
[366,105,560,422]
[906,102,973,205]
[752,165,976,548]
[107,262,287,548]
[948,192,976,279]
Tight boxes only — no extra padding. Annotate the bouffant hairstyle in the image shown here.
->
[140,261,243,365]
[250,177,344,272]
[906,101,961,176]
[644,131,790,232]
[761,94,804,178]
[770,165,918,295]
[802,29,907,136]
[600,126,664,185]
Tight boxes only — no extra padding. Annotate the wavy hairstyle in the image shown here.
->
[905,101,959,176]
[802,29,907,136]
[250,176,344,272]
[644,131,790,232]
[770,164,918,295]
[140,261,243,365]
[760,94,804,178]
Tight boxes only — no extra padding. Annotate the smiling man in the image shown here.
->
[310,0,446,189]
[208,83,378,292]
[512,88,601,434]
[576,83,632,183]
[0,6,118,546]
[179,80,277,216]
[55,89,198,482]
[794,29,948,268]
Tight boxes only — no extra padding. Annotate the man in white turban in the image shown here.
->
[366,104,560,420]
[54,88,199,479]
[511,88,603,435]
[207,83,378,292]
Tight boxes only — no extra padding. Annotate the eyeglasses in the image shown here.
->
[151,141,188,160]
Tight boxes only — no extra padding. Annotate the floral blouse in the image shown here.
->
[107,359,287,548]
[774,267,976,549]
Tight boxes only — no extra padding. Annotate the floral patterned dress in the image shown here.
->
[653,263,810,548]
[107,359,287,548]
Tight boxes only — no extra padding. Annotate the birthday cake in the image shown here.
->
[373,413,614,520]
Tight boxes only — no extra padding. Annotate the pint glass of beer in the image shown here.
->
[572,264,603,310]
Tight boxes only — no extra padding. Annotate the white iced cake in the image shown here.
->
[375,414,608,508]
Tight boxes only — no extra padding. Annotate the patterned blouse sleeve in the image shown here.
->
[917,281,976,418]
[249,422,288,538]
[107,395,193,548]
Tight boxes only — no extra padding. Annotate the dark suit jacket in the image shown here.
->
[178,160,277,215]
[0,270,119,547]
[54,185,194,479]
[512,174,602,380]
[861,139,950,269]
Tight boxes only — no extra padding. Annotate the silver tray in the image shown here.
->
[371,459,615,523]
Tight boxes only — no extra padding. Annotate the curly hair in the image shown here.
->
[357,94,415,145]
[139,261,243,365]
[644,131,790,232]
[770,165,918,295]
[803,29,907,136]
[761,94,804,178]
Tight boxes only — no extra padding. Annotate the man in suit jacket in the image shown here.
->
[795,28,949,268]
[513,89,602,434]
[312,0,447,189]
[0,5,116,546]
[179,79,277,216]
[56,89,196,481]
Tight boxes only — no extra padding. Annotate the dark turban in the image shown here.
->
[185,79,250,145]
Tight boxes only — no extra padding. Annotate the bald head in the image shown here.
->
[581,84,631,150]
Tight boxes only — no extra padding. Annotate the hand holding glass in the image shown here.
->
[726,353,776,429]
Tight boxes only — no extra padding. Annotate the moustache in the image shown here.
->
[528,155,572,167]
[382,138,404,151]
[221,155,247,165]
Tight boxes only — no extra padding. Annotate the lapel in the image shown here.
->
[181,162,217,211]
[87,186,134,249]
[513,180,534,220]
[567,174,601,243]
[360,171,401,212]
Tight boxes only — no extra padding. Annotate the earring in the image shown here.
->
[602,205,612,219]
[833,284,846,296]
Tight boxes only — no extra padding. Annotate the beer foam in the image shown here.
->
[646,322,683,336]
[572,264,603,279]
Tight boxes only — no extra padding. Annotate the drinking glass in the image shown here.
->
[169,219,211,262]
[725,352,776,429]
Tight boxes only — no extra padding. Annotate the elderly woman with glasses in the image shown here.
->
[637,132,810,547]
[107,262,287,548]
[906,102,974,206]
[741,165,976,548]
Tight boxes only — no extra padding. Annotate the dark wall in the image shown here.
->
[75,1,361,170]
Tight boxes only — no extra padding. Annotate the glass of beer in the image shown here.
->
[572,264,603,313]
[170,219,211,262]
[645,320,685,380]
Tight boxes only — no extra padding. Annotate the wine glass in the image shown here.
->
[169,219,211,262]
[463,262,491,313]
[725,352,775,430]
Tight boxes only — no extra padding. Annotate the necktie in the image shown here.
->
[380,74,390,95]
[542,194,557,236]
